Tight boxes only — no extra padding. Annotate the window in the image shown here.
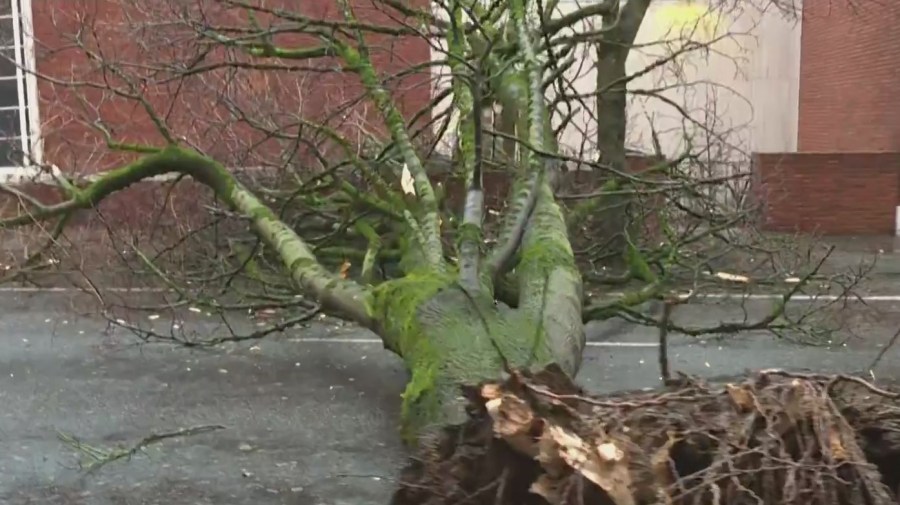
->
[0,0,38,180]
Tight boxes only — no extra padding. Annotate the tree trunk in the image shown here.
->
[592,0,652,259]
[595,43,630,256]
[369,269,584,443]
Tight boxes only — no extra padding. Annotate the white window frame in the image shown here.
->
[0,0,40,182]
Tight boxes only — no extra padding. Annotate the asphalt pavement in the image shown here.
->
[2,289,900,504]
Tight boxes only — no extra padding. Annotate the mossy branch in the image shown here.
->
[333,1,445,270]
[0,147,373,326]
[355,220,383,284]
[509,0,585,376]
[447,0,485,291]
[485,166,541,286]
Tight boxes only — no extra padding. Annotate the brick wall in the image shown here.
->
[1,0,433,234]
[435,156,663,207]
[31,0,432,175]
[756,2,900,236]
[798,1,900,151]
[1,0,439,275]
[754,152,900,235]
[434,155,664,244]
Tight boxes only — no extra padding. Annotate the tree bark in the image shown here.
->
[370,275,582,442]
[594,0,652,257]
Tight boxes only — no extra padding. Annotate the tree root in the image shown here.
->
[392,366,900,505]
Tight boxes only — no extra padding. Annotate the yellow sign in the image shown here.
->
[655,1,723,40]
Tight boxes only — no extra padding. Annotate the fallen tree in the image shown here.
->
[0,0,655,438]
[0,0,885,503]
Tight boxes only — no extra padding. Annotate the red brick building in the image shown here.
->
[0,0,435,171]
[0,1,898,236]
[0,0,433,228]
[755,1,900,235]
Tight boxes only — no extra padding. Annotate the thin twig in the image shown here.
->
[57,424,225,474]
[867,325,900,376]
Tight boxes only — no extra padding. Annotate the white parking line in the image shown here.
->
[606,292,900,302]
[290,337,658,347]
[588,341,658,347]
[2,286,899,303]
[0,286,168,293]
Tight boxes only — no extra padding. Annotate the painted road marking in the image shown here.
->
[286,336,658,347]
[3,286,900,303]
[0,286,170,293]
[609,293,900,302]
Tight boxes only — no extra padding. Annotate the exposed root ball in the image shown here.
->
[392,366,900,505]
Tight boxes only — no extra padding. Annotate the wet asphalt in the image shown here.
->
[2,289,900,504]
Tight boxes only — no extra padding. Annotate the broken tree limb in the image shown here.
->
[0,147,373,325]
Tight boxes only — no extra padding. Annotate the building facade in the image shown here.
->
[756,0,900,235]
[1,0,899,235]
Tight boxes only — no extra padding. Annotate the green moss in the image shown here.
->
[399,357,441,441]
[456,222,483,251]
[519,237,573,273]
[368,270,456,354]
[518,202,577,277]
[496,176,533,236]
[366,270,455,441]
[367,267,559,442]
[625,240,657,283]
[335,43,362,70]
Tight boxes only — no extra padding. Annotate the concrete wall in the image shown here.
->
[430,0,803,160]
[619,0,802,157]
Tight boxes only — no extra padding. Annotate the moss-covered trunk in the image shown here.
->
[369,271,584,443]
[0,0,592,450]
